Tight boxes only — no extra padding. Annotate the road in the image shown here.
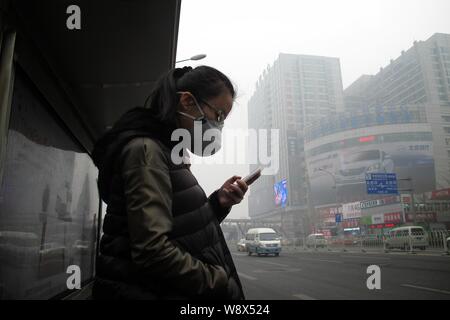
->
[228,245,450,300]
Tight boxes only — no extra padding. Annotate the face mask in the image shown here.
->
[177,93,224,157]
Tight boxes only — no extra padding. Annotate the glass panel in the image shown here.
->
[0,68,99,299]
[259,233,277,241]
[411,228,424,235]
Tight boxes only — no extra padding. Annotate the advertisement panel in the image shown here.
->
[360,196,399,209]
[342,219,360,229]
[384,212,403,224]
[359,196,404,226]
[406,212,437,223]
[371,213,385,225]
[431,188,450,200]
[274,179,288,208]
[342,201,361,219]
[307,132,435,206]
[317,206,341,225]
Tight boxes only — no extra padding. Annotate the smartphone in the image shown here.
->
[242,167,263,186]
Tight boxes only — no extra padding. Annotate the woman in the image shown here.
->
[91,66,247,300]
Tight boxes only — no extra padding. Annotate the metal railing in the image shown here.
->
[281,230,450,255]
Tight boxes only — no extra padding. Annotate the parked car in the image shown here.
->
[343,237,359,246]
[385,226,428,250]
[362,234,384,246]
[306,233,327,248]
[281,238,293,246]
[236,239,247,252]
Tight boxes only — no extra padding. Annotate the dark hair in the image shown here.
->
[144,65,235,126]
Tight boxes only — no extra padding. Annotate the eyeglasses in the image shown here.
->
[199,99,227,123]
[177,91,228,123]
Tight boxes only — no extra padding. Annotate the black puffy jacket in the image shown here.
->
[91,108,245,300]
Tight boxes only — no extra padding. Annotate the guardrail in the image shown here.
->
[281,230,450,256]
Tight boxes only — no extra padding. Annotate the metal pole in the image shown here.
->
[361,235,365,253]
[409,231,415,254]
[411,190,416,225]
[318,168,341,238]
[443,231,449,256]
[399,178,415,225]
[401,195,407,224]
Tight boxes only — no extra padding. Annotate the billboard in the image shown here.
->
[342,201,362,219]
[306,132,435,206]
[317,206,341,225]
[274,179,288,208]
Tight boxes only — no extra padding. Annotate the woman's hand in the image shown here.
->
[217,176,248,208]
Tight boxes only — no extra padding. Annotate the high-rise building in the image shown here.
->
[344,33,450,189]
[345,33,450,108]
[343,75,374,112]
[248,53,344,238]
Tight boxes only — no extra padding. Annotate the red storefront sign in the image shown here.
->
[342,219,360,229]
[317,229,332,237]
[384,212,403,224]
[369,223,396,229]
[401,195,411,203]
[431,188,450,200]
[406,212,437,223]
[359,135,375,143]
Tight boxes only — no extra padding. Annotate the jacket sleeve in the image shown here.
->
[120,138,228,298]
[208,190,232,224]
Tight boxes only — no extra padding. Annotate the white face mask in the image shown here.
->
[177,93,224,157]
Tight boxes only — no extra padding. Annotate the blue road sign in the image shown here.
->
[365,173,398,195]
[335,214,342,223]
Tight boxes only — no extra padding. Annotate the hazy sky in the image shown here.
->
[175,0,450,219]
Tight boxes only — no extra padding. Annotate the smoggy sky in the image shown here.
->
[175,0,450,219]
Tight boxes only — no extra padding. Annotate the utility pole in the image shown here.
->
[305,171,316,237]
[398,177,415,225]
[411,189,416,224]
[318,168,341,237]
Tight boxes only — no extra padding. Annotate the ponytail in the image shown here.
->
[144,65,235,126]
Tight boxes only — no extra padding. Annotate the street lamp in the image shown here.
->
[398,177,415,225]
[318,168,337,203]
[318,168,342,238]
[176,54,207,64]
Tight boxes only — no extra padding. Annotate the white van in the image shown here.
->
[385,226,428,250]
[245,228,281,256]
[306,233,327,248]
